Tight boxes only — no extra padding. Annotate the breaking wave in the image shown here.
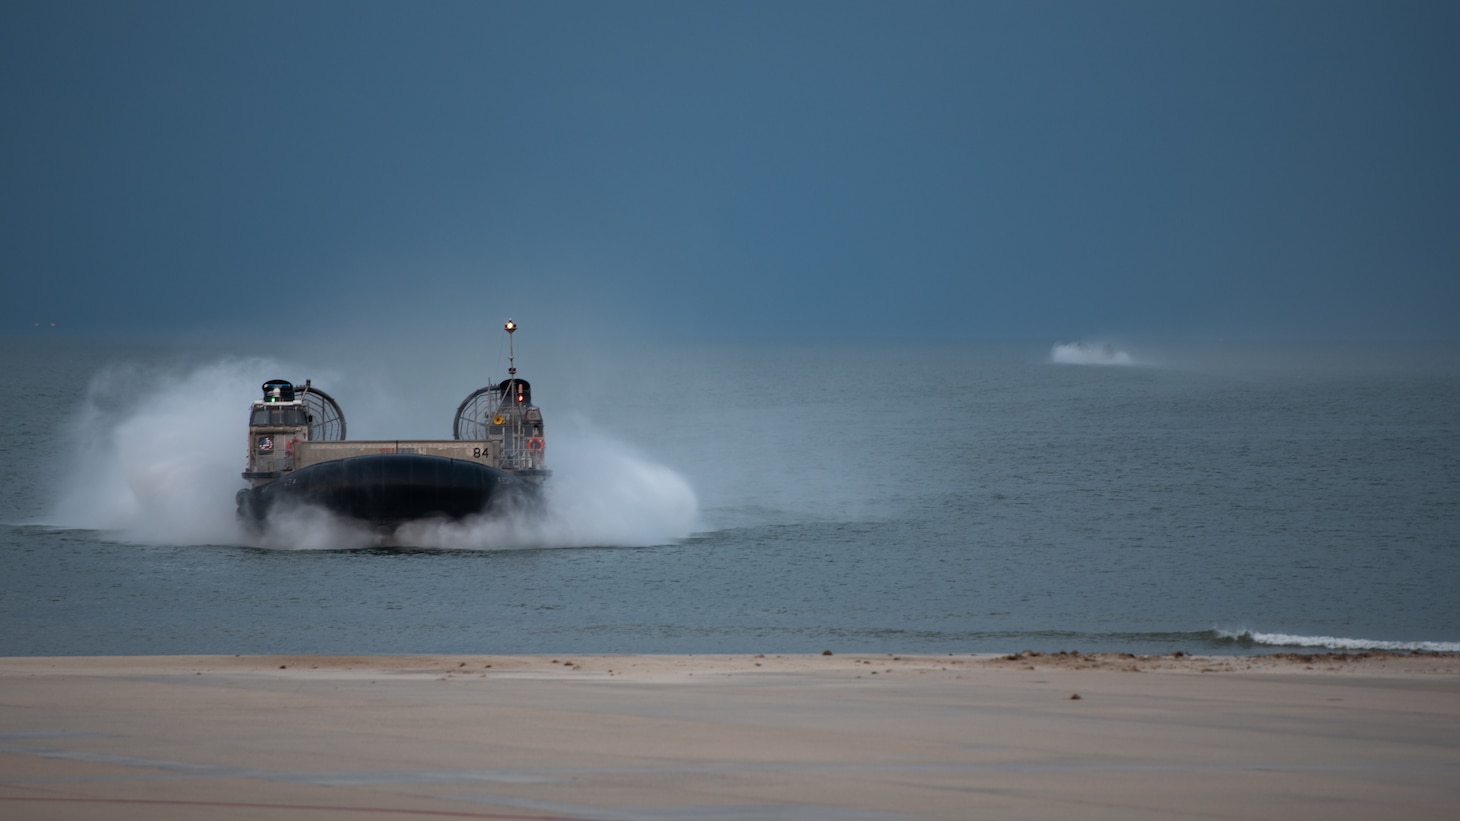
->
[1050,341,1135,365]
[1212,629,1460,654]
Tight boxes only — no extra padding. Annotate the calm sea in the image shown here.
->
[2,335,1457,656]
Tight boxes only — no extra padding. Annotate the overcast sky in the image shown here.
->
[4,1,1458,342]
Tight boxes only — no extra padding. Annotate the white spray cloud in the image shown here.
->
[1050,340,1136,365]
[47,360,698,550]
[383,418,700,551]
[49,359,267,544]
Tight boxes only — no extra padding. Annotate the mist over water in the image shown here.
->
[45,356,698,550]
[1050,341,1135,365]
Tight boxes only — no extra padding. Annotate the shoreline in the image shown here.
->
[5,648,1460,678]
[3,651,1457,820]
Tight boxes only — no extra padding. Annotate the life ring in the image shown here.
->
[527,437,545,452]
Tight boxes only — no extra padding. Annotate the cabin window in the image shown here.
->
[251,406,308,426]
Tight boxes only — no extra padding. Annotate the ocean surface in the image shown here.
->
[2,334,1457,657]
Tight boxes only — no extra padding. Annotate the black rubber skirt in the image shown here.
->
[238,454,531,526]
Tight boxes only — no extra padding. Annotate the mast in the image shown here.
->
[504,318,517,378]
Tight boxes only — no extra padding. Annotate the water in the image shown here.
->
[2,335,1458,656]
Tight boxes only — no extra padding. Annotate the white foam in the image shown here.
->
[1215,629,1460,653]
[1050,341,1135,365]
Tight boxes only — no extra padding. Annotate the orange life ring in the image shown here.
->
[527,437,545,452]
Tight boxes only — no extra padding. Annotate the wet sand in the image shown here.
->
[2,652,1457,820]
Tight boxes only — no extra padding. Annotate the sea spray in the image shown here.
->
[387,417,699,550]
[48,358,276,544]
[1050,341,1135,365]
[47,358,698,550]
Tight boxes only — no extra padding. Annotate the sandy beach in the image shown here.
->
[2,652,1457,820]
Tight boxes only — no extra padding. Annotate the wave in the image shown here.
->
[1050,341,1135,365]
[1212,629,1460,654]
[793,627,1459,655]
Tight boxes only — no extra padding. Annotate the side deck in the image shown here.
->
[292,440,500,469]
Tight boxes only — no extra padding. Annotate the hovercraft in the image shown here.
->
[236,320,549,527]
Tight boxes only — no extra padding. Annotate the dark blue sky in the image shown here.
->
[4,1,1458,341]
